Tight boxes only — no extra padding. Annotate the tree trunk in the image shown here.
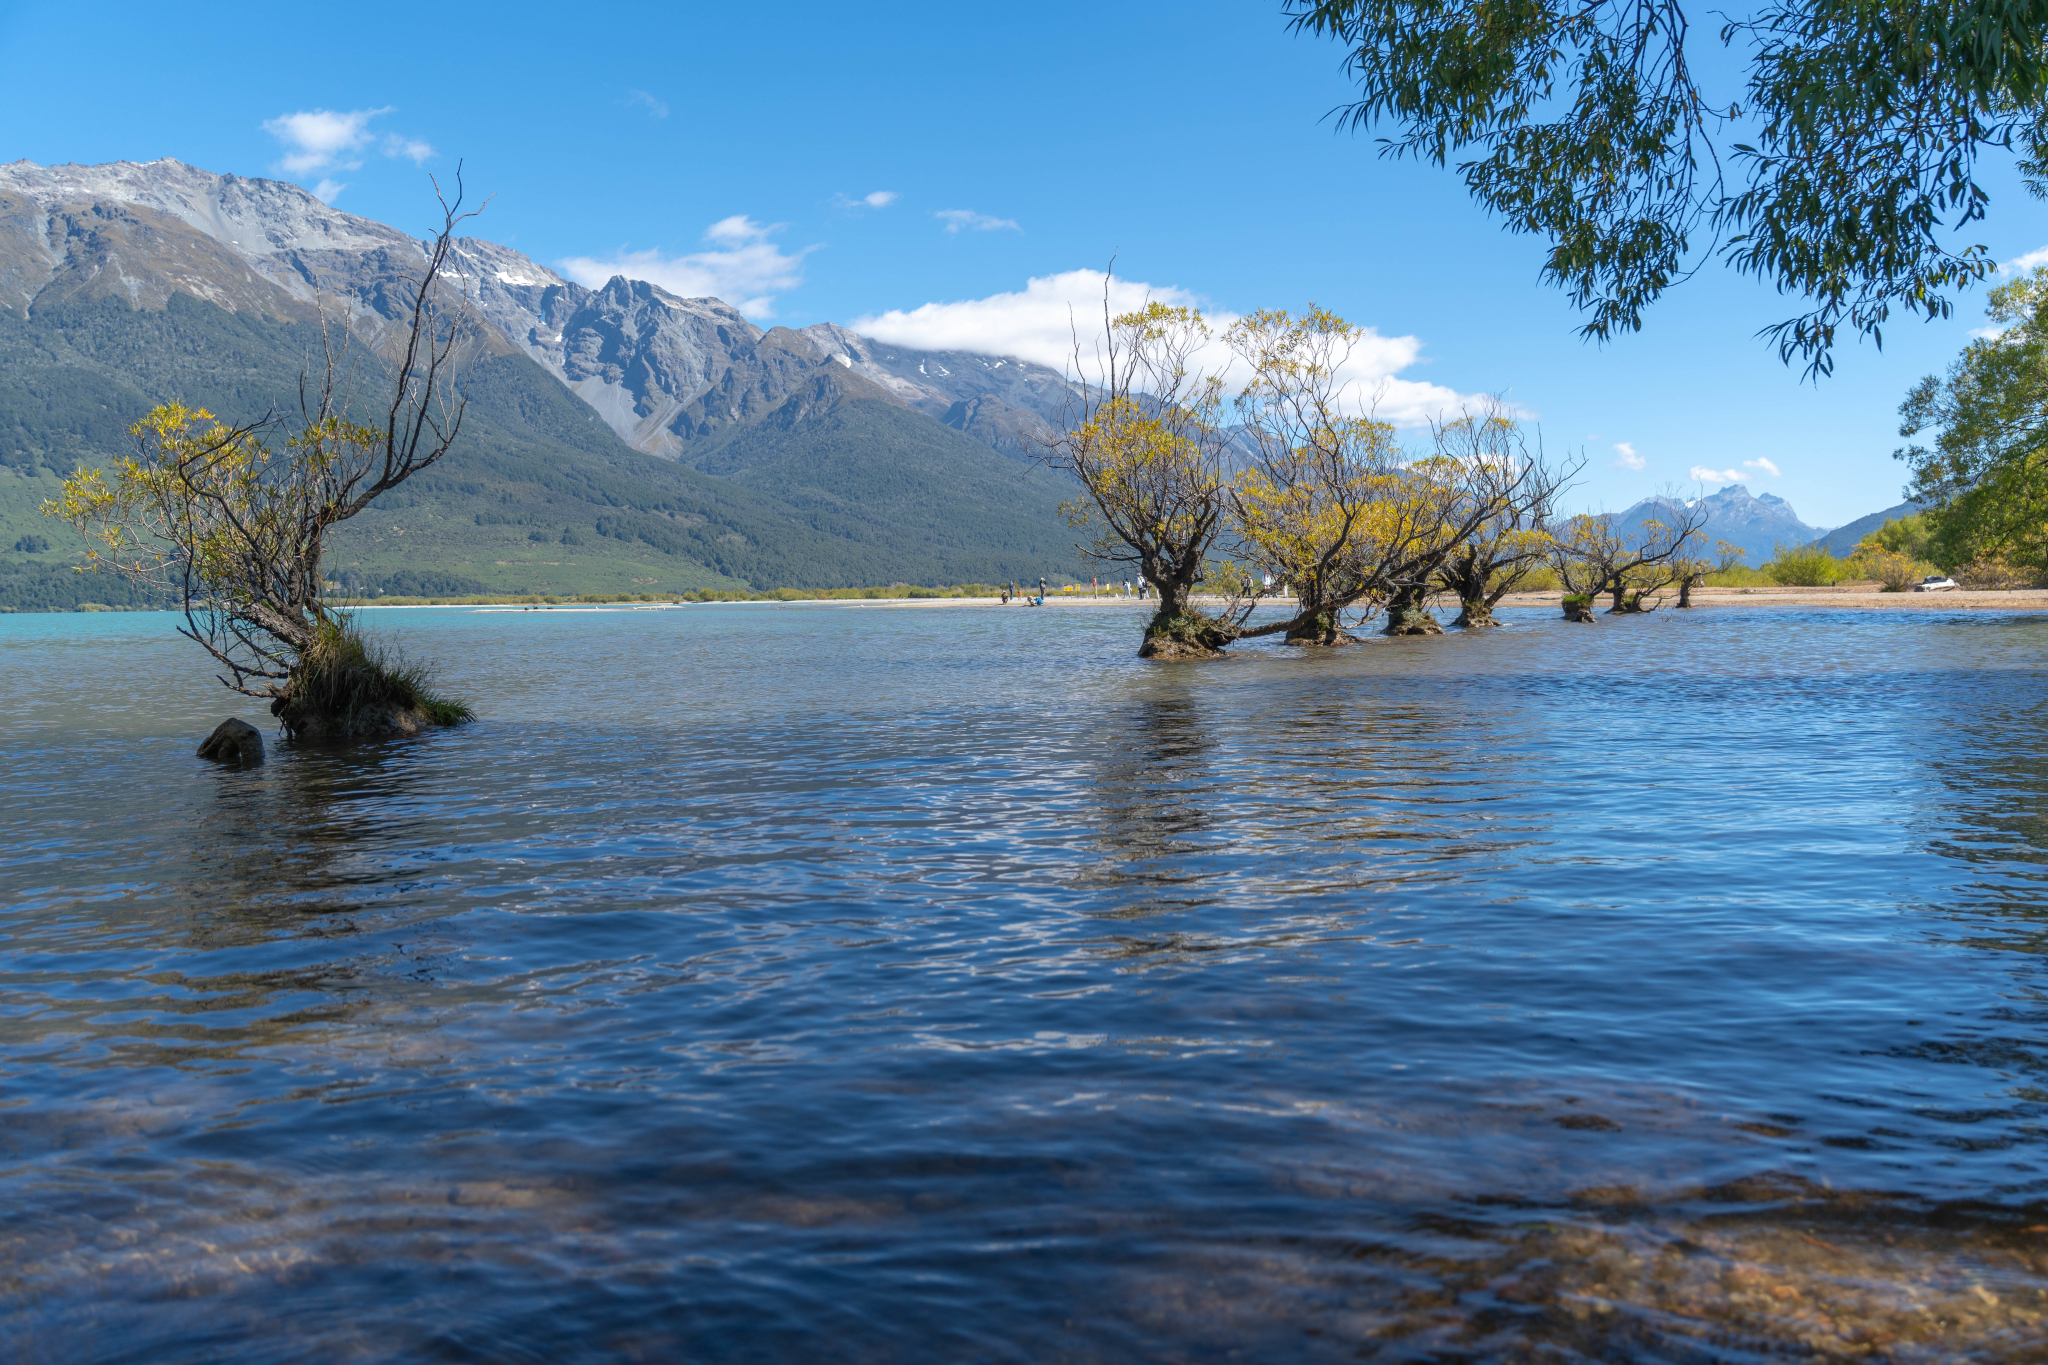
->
[1138,579,1229,659]
[1607,581,1628,613]
[1283,606,1357,646]
[1562,596,1596,623]
[242,599,319,655]
[1383,586,1443,636]
[1678,573,1698,608]
[1453,598,1500,628]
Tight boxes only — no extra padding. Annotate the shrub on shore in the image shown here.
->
[1763,541,1853,586]
[1847,546,1934,591]
[1952,554,2046,589]
[1702,564,1774,588]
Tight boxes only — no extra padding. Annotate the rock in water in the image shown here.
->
[197,718,265,764]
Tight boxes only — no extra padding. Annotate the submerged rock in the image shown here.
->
[197,718,265,764]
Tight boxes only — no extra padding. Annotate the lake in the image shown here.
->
[5,600,2048,1361]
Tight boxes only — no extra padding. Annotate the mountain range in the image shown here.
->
[0,158,1928,610]
[0,158,1086,607]
[1612,485,1826,566]
[1811,500,1921,557]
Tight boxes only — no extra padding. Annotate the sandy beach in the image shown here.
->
[1498,585,2048,612]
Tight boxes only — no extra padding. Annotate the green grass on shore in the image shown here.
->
[0,581,1070,613]
[324,584,1011,608]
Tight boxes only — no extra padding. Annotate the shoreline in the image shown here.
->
[334,586,2048,614]
[32,585,2048,617]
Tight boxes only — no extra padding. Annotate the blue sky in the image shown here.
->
[4,0,2042,527]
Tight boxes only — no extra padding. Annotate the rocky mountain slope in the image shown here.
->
[0,158,1085,603]
[0,159,1075,464]
[1611,484,1824,566]
[1813,500,1921,557]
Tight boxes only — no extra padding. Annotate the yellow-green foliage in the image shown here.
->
[1859,514,1933,561]
[1763,540,1853,586]
[1702,565,1774,587]
[1900,271,2048,577]
[1846,545,1933,591]
[1952,553,2044,589]
[1228,308,1411,603]
[44,402,375,600]
[1844,517,1943,590]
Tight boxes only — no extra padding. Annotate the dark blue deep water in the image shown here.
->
[7,600,2048,1361]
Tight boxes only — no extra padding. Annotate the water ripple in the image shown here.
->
[6,604,2048,1359]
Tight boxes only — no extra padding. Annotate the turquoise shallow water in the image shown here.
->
[6,600,2048,1361]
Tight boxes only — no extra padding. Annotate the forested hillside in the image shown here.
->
[0,294,1083,608]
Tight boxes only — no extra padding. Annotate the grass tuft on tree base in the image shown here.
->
[273,616,474,741]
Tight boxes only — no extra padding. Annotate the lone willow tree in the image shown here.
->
[46,176,483,740]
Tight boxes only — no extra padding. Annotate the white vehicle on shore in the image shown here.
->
[1914,575,1960,592]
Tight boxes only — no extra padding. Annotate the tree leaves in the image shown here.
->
[1897,267,2048,570]
[1288,0,2048,375]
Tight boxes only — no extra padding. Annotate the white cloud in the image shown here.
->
[862,190,898,208]
[1743,456,1781,477]
[625,89,669,119]
[381,135,434,164]
[1613,441,1645,470]
[263,107,389,174]
[1690,465,1744,484]
[936,209,1020,234]
[850,269,1481,426]
[702,214,779,245]
[2003,244,2048,275]
[559,217,813,318]
[310,178,347,204]
[262,107,432,179]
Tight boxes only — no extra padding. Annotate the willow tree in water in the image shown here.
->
[1217,310,1543,643]
[1224,307,1409,646]
[45,176,483,738]
[1051,299,1237,658]
[1551,498,1708,620]
[1058,299,1562,653]
[1430,408,1575,627]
